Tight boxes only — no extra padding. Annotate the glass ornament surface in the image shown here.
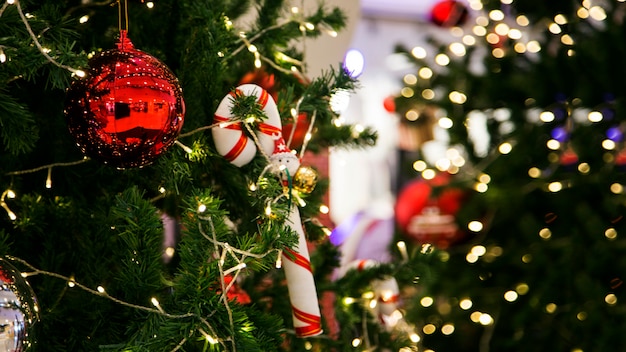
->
[64,31,185,168]
[0,257,39,352]
[293,166,318,194]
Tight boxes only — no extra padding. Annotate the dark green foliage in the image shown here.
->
[0,0,378,351]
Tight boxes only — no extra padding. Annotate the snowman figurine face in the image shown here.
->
[270,151,300,176]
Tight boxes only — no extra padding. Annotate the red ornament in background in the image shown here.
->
[383,96,396,113]
[239,69,278,100]
[430,0,469,27]
[559,146,579,166]
[395,173,466,248]
[223,275,251,305]
[616,149,626,167]
[282,112,311,149]
[64,30,185,169]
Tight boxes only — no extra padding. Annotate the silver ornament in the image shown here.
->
[0,257,38,352]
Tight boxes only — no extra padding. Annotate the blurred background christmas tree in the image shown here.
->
[389,0,626,351]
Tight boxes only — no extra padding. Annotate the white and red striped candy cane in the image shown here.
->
[212,84,282,167]
[281,206,323,337]
[213,84,323,337]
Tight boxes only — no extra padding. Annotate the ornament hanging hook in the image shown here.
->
[116,0,129,33]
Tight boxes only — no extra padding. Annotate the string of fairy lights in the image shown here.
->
[9,200,284,352]
[10,0,626,350]
[0,0,347,350]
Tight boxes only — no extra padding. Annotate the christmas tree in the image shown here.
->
[391,0,626,351]
[0,0,385,351]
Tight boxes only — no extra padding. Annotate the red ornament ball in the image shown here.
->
[64,31,185,169]
[559,148,578,166]
[282,112,310,149]
[430,0,469,27]
[395,173,466,248]
[616,150,626,166]
[239,69,278,100]
[383,96,396,113]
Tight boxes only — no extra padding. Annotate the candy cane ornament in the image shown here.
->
[269,139,323,337]
[213,85,323,337]
[343,259,400,330]
[213,84,282,167]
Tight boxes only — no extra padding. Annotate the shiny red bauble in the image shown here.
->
[64,31,185,169]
